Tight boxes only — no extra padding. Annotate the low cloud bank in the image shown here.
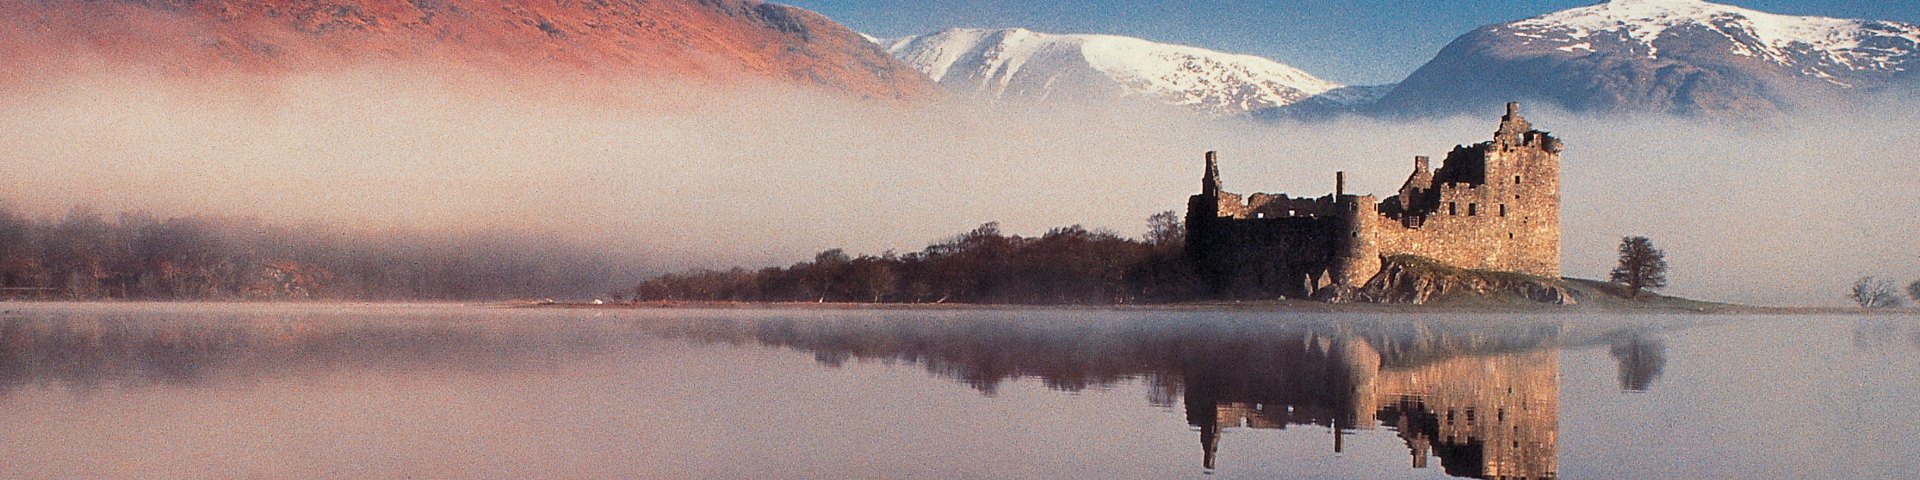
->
[1,67,1911,305]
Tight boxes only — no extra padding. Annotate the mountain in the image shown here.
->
[880,28,1341,115]
[1372,0,1920,116]
[0,0,936,100]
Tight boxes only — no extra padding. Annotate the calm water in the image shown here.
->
[0,303,1915,479]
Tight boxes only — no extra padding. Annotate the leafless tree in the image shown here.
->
[1850,277,1904,308]
[1145,210,1184,249]
[1609,236,1667,298]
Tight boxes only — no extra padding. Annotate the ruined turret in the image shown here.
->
[1494,101,1532,145]
[1202,151,1221,196]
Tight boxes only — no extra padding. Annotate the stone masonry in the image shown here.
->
[1186,103,1562,299]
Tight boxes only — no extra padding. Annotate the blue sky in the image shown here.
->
[782,0,1920,85]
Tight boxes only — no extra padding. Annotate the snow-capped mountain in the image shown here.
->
[1512,0,1920,85]
[1374,0,1920,116]
[881,28,1341,115]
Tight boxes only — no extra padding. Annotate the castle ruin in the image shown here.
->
[1186,103,1562,299]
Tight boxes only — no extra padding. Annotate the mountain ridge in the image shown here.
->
[0,0,938,100]
[1370,0,1920,116]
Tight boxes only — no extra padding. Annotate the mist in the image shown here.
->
[2,66,1913,306]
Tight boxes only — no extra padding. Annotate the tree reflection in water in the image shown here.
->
[0,311,637,396]
[1609,331,1667,392]
[0,308,1679,480]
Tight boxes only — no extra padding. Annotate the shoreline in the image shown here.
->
[2,298,1905,316]
[504,299,1910,316]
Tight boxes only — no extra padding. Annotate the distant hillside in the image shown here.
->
[0,0,937,99]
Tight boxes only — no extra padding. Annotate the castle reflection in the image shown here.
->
[1183,336,1557,479]
[650,313,1573,479]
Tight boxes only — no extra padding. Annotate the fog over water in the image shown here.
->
[2,67,1914,306]
[3,303,1916,478]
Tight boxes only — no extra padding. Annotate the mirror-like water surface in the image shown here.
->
[0,303,1914,479]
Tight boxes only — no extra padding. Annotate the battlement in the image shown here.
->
[1185,103,1561,300]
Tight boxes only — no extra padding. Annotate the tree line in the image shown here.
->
[1608,236,1919,309]
[633,212,1201,304]
[0,205,635,301]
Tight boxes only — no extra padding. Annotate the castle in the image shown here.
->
[1186,103,1563,299]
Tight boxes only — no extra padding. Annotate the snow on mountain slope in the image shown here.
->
[1374,0,1920,116]
[881,28,1340,115]
[1505,0,1920,86]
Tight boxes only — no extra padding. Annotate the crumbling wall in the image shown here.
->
[1245,194,1342,219]
[1184,212,1347,299]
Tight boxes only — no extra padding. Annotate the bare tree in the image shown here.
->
[1145,210,1184,249]
[1850,277,1904,308]
[1909,279,1920,304]
[1609,236,1668,299]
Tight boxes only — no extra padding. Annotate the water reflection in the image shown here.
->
[0,310,640,396]
[1608,332,1667,392]
[646,314,1583,479]
[0,307,1673,479]
[1851,318,1920,352]
[1185,336,1558,479]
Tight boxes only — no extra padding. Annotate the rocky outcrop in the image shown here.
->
[1348,255,1575,306]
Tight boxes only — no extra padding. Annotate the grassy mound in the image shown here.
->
[1559,278,1742,312]
[1356,254,1740,312]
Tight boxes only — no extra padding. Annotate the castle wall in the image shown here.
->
[1185,201,1347,299]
